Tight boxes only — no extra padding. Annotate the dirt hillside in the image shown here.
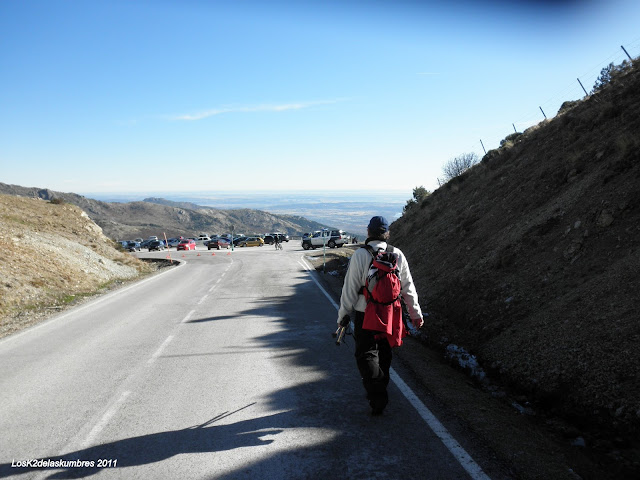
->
[0,194,154,338]
[391,59,639,468]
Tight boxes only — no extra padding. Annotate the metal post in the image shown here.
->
[163,232,172,263]
[479,139,487,155]
[512,124,517,134]
[323,231,327,274]
[577,78,589,96]
[621,45,632,61]
[539,106,547,119]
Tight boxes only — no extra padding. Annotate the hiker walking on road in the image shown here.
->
[337,216,424,415]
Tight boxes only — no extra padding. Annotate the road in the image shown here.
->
[0,243,493,479]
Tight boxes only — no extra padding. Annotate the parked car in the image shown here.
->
[177,239,197,251]
[134,238,144,244]
[272,232,289,242]
[125,241,141,252]
[301,229,348,249]
[166,237,184,248]
[207,237,230,250]
[148,236,159,242]
[148,240,165,251]
[328,230,349,247]
[198,234,210,242]
[263,234,275,245]
[232,236,247,246]
[237,236,264,247]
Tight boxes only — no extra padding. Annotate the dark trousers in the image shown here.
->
[353,311,392,410]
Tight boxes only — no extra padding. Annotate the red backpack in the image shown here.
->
[361,245,407,347]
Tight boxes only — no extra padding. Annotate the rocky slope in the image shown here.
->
[0,194,154,337]
[391,59,639,473]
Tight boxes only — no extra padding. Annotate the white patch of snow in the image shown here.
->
[445,344,486,381]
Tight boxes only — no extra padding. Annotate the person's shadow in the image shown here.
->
[0,403,285,479]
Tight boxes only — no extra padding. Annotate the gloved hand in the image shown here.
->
[411,316,424,329]
[338,315,350,327]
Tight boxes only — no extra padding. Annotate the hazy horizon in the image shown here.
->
[84,190,409,236]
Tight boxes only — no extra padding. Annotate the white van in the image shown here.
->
[301,229,348,249]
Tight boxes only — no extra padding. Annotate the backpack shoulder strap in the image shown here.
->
[359,244,379,295]
[360,244,381,262]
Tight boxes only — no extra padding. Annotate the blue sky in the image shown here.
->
[1,0,639,197]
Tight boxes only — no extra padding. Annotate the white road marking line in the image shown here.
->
[181,309,196,324]
[148,335,174,364]
[39,330,178,468]
[81,391,130,449]
[208,260,233,292]
[198,294,209,305]
[301,254,491,480]
[298,258,339,310]
[390,370,491,480]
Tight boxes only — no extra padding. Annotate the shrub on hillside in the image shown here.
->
[592,59,634,94]
[557,99,581,115]
[500,132,522,149]
[441,153,479,182]
[403,185,431,213]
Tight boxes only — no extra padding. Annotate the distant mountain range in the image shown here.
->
[0,183,331,240]
[87,190,409,236]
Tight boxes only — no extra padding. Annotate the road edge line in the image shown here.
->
[300,254,491,480]
[0,260,186,346]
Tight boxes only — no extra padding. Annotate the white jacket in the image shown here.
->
[337,240,423,324]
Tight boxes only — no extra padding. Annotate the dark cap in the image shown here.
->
[368,216,389,233]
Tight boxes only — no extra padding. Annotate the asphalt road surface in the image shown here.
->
[0,243,493,479]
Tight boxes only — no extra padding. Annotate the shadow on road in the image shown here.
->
[0,404,290,478]
[0,267,463,479]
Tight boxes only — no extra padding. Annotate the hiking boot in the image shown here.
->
[369,398,387,416]
[371,406,385,416]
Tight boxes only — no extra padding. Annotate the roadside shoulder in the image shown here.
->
[305,248,614,480]
[0,258,179,341]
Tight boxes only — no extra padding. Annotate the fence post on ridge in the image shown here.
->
[539,106,547,120]
[577,78,589,97]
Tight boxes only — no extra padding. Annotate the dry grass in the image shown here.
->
[0,194,154,337]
